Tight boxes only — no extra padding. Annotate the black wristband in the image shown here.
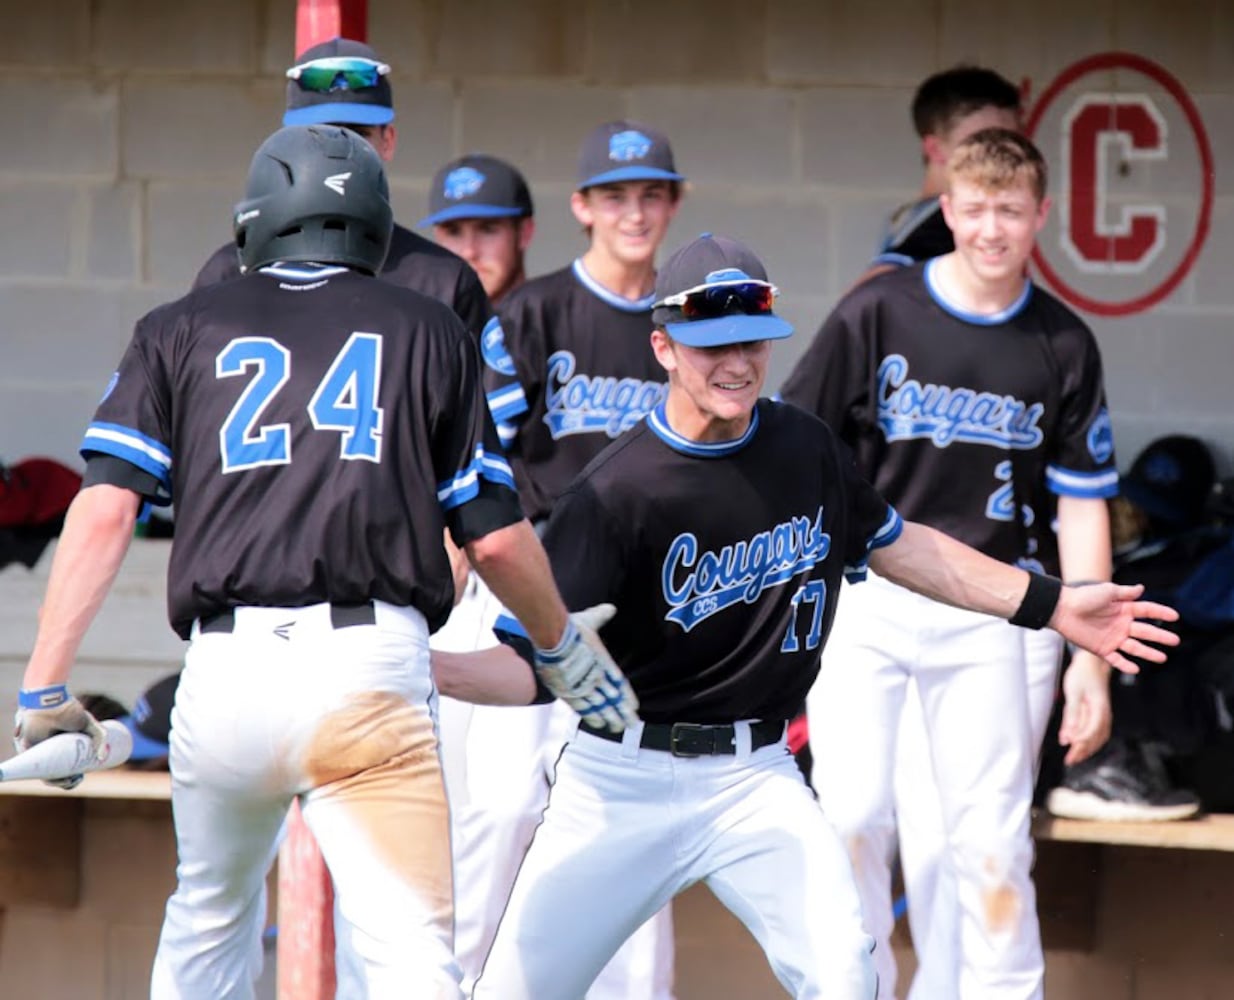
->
[1010,572,1063,630]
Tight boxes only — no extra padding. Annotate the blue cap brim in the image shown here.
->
[117,715,171,761]
[579,166,685,189]
[283,104,395,127]
[664,314,794,347]
[419,204,528,227]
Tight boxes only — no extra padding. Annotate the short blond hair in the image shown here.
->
[946,127,1047,202]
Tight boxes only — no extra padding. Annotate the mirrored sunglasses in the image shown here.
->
[655,280,778,320]
[286,56,391,93]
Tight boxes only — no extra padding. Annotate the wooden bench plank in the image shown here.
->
[0,770,170,801]
[1033,812,1234,852]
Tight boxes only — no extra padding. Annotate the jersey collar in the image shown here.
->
[923,257,1033,325]
[571,258,656,313]
[259,262,351,281]
[647,401,760,458]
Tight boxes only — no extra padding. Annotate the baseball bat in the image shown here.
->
[0,720,134,782]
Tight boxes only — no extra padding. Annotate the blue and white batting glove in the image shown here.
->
[533,605,639,734]
[14,684,106,790]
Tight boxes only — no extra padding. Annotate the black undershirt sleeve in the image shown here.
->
[81,454,163,500]
[446,480,525,547]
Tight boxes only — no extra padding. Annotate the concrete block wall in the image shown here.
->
[1,0,1231,476]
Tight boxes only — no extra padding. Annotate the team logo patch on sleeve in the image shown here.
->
[481,317,517,376]
[1087,407,1114,464]
[444,166,486,200]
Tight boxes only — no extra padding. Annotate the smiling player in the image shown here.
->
[781,129,1122,999]
[462,232,1177,1000]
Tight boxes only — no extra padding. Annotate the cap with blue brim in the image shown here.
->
[419,154,534,227]
[283,38,395,128]
[652,234,794,347]
[577,120,685,190]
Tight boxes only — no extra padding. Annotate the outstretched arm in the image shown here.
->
[432,645,537,706]
[868,520,1179,673]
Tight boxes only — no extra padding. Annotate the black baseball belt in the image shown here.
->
[199,600,377,634]
[580,719,785,758]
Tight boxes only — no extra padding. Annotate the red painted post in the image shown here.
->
[277,6,368,996]
[295,0,368,52]
[276,801,336,999]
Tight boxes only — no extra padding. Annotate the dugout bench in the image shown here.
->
[0,776,1231,1000]
[1,544,1230,998]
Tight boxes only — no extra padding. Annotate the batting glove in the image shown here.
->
[533,605,639,734]
[14,684,107,790]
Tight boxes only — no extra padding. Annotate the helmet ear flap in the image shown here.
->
[233,125,393,275]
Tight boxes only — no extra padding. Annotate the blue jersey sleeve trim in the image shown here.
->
[496,421,518,449]
[80,422,173,491]
[844,507,903,583]
[486,384,529,424]
[1045,465,1120,499]
[494,612,529,641]
[438,446,518,511]
[870,252,915,269]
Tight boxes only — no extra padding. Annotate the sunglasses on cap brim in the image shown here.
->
[654,279,779,320]
[286,56,391,93]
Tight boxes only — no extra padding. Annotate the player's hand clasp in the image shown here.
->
[532,605,640,733]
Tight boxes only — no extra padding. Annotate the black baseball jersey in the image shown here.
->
[482,260,667,523]
[871,197,954,268]
[779,260,1119,570]
[81,263,522,639]
[193,223,492,342]
[496,400,902,723]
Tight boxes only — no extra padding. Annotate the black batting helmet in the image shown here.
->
[233,124,393,275]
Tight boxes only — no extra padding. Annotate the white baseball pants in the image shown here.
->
[150,601,460,1000]
[472,722,876,1000]
[810,573,1045,1000]
[435,575,677,998]
[897,628,1062,1000]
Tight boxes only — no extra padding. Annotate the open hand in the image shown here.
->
[1050,583,1180,674]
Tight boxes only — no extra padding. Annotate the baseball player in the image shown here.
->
[484,119,683,520]
[780,129,1122,999]
[450,119,687,999]
[844,66,1111,1000]
[421,153,536,306]
[863,65,1022,282]
[13,124,636,1000]
[193,37,492,342]
[457,232,1178,1000]
[414,150,557,995]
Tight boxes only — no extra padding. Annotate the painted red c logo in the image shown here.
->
[1026,52,1213,316]
[1064,98,1165,271]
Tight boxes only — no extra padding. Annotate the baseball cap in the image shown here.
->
[652,233,794,348]
[577,120,684,190]
[419,154,534,227]
[284,38,394,127]
[1121,435,1216,527]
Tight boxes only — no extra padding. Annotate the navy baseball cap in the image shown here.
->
[419,154,534,227]
[577,120,684,190]
[652,234,793,347]
[78,672,179,762]
[284,38,394,127]
[1121,435,1216,527]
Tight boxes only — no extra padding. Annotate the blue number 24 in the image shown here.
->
[217,333,384,474]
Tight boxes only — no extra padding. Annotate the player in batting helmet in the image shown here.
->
[234,124,393,276]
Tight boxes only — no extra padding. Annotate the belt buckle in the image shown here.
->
[669,723,714,757]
